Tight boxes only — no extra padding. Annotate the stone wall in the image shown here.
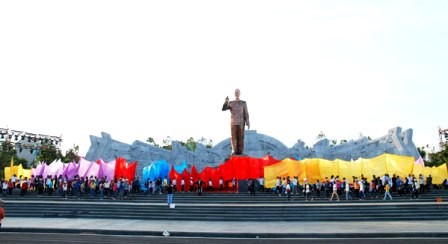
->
[85,127,420,175]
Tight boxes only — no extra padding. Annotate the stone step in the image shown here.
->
[4,190,447,222]
[5,189,448,200]
[5,200,448,222]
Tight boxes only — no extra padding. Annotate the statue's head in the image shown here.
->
[235,89,240,99]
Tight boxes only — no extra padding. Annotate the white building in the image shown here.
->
[0,128,62,166]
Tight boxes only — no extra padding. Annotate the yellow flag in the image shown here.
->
[10,157,14,168]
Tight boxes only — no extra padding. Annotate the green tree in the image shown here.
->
[36,143,60,165]
[146,137,159,147]
[417,146,427,160]
[197,137,213,149]
[206,139,213,149]
[15,157,27,165]
[146,135,214,151]
[62,144,80,163]
[185,137,196,151]
[1,140,16,166]
[1,141,16,179]
[330,139,337,147]
[427,144,448,167]
[0,140,28,179]
[162,136,172,150]
[316,131,326,140]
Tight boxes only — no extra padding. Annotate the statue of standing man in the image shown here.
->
[222,89,250,155]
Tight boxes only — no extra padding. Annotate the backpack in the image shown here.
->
[21,182,28,190]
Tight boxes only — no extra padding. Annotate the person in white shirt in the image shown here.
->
[258,177,264,192]
[61,180,68,199]
[406,174,413,193]
[358,179,366,200]
[219,177,224,191]
[285,182,292,201]
[344,178,352,200]
[330,182,339,201]
[104,180,111,198]
[11,175,17,185]
[303,180,312,201]
[181,178,185,192]
[292,177,298,195]
[381,174,388,187]
[208,179,213,192]
[275,177,281,196]
[419,174,425,194]
[172,178,177,192]
[2,180,8,197]
[412,179,420,199]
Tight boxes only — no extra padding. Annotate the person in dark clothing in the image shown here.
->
[155,177,162,194]
[426,175,433,192]
[197,178,203,196]
[166,181,174,207]
[248,178,256,196]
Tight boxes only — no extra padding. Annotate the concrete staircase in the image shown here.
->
[3,189,448,222]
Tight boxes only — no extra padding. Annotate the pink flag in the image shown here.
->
[98,159,116,180]
[63,162,79,180]
[415,156,425,167]
[31,162,45,177]
[78,158,94,178]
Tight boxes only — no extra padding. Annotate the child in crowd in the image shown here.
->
[383,182,393,200]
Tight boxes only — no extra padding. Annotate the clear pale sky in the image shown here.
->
[1,1,447,157]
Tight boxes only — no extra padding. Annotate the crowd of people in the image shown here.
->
[273,173,447,201]
[1,174,143,200]
[142,176,240,196]
[2,173,448,202]
[1,171,446,232]
[1,174,243,206]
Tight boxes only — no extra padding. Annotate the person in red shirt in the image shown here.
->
[8,180,14,195]
[20,178,29,197]
[0,199,5,230]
